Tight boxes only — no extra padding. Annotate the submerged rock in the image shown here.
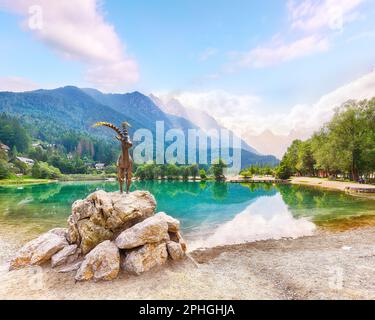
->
[75,241,120,282]
[115,215,169,249]
[10,231,68,270]
[122,242,168,275]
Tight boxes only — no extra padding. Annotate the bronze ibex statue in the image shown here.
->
[93,122,133,194]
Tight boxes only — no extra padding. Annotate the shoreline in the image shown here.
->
[1,226,374,299]
[2,175,374,194]
[0,179,56,186]
[290,177,375,199]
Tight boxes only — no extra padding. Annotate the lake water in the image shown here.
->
[0,181,374,249]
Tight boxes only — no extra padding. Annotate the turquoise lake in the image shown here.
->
[0,181,374,248]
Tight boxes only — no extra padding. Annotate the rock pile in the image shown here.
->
[9,190,187,281]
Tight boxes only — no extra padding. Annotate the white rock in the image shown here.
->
[10,232,68,270]
[48,228,68,239]
[51,244,80,268]
[115,215,169,249]
[155,212,180,232]
[57,261,83,273]
[122,242,168,275]
[75,241,120,281]
[89,190,156,230]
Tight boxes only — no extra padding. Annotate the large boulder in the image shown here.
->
[67,190,156,254]
[115,215,169,249]
[10,231,68,270]
[122,242,168,275]
[77,220,113,255]
[75,241,120,282]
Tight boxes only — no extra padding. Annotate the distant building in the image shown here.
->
[16,157,35,166]
[0,143,10,153]
[95,163,106,170]
[32,142,56,150]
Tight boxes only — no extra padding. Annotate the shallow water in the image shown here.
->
[0,181,374,248]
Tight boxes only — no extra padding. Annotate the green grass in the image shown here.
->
[0,176,55,186]
[59,173,117,181]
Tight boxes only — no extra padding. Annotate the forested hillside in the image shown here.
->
[0,86,279,178]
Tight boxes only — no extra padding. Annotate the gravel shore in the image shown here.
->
[0,226,374,300]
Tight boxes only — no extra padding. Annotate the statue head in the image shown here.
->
[119,121,133,148]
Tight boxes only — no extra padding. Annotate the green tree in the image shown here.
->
[166,164,180,180]
[32,162,61,179]
[189,164,199,180]
[182,166,190,180]
[327,101,373,180]
[0,159,12,179]
[13,159,30,175]
[135,165,146,180]
[31,162,41,178]
[199,169,207,180]
[296,141,315,176]
[0,113,30,153]
[282,140,302,175]
[275,163,293,180]
[211,159,228,181]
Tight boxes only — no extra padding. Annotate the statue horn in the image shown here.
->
[92,122,123,138]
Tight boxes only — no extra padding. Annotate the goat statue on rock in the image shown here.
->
[93,121,133,194]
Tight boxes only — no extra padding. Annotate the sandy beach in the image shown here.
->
[291,177,375,195]
[0,225,374,300]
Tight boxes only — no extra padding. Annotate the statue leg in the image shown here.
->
[126,170,132,194]
[118,168,125,194]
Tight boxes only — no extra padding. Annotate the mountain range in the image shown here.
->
[0,86,279,168]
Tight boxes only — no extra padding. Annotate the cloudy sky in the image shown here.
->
[1,0,375,156]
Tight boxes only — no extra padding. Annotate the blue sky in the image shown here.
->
[1,0,375,155]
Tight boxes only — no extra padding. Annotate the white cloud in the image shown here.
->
[235,35,329,68]
[291,68,375,129]
[0,77,39,92]
[157,90,261,127]
[162,69,375,157]
[230,0,364,70]
[245,69,375,156]
[288,0,364,32]
[0,0,139,92]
